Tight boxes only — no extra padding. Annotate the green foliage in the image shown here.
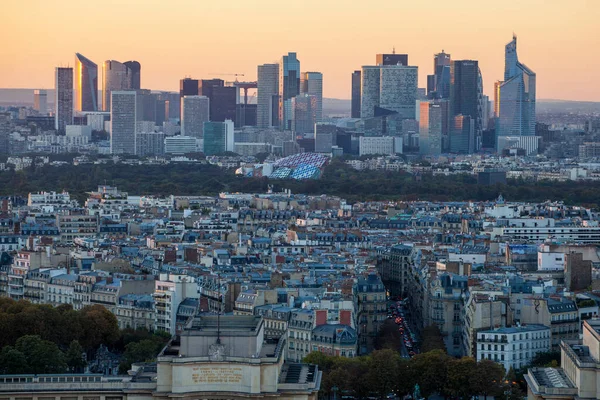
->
[14,335,67,374]
[420,324,447,354]
[118,338,169,374]
[66,340,87,372]
[531,351,561,367]
[374,319,403,352]
[0,346,28,374]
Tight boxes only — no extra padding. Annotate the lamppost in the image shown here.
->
[332,385,339,400]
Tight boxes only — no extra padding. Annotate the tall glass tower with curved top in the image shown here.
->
[497,36,536,139]
[75,53,98,112]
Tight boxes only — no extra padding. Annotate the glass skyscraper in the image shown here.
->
[279,52,301,130]
[257,63,279,128]
[55,67,73,132]
[103,60,131,112]
[497,35,536,138]
[75,53,98,112]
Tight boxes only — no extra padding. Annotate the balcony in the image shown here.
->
[551,318,579,324]
[478,336,508,343]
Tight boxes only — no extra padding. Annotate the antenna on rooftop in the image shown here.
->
[392,46,396,55]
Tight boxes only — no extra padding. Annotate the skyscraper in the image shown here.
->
[360,65,418,119]
[314,123,337,153]
[428,50,451,99]
[103,60,131,112]
[124,61,141,90]
[181,96,210,138]
[376,53,409,66]
[203,120,234,156]
[291,94,317,134]
[110,91,137,154]
[300,72,323,123]
[497,35,536,139]
[450,60,482,148]
[199,79,236,123]
[54,67,73,132]
[33,90,47,114]
[75,53,98,112]
[419,101,442,155]
[351,71,361,118]
[450,114,475,154]
[257,64,279,128]
[279,52,301,130]
[180,78,199,121]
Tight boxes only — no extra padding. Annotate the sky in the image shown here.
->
[1,0,599,101]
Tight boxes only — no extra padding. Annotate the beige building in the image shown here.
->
[521,297,579,350]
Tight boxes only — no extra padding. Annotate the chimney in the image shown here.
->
[339,310,352,326]
[315,310,327,326]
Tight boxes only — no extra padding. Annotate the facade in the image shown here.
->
[75,53,99,112]
[311,323,357,358]
[55,67,73,132]
[103,60,132,112]
[33,89,47,114]
[203,120,234,156]
[357,274,387,354]
[351,70,361,118]
[124,61,141,90]
[419,101,443,155]
[56,213,99,243]
[521,298,579,350]
[497,135,540,155]
[279,52,301,130]
[291,94,317,134]
[450,114,475,154]
[428,50,451,99]
[359,136,396,156]
[497,36,536,140]
[300,72,323,123]
[164,136,197,155]
[257,63,279,128]
[450,60,482,148]
[476,324,550,372]
[135,132,165,156]
[376,53,409,66]
[360,65,418,119]
[110,91,137,154]
[314,123,336,153]
[199,79,236,123]
[181,96,210,138]
[287,309,315,362]
[428,274,467,356]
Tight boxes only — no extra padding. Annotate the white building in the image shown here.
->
[86,112,109,131]
[110,91,137,154]
[501,226,600,243]
[164,135,197,154]
[538,249,566,271]
[28,191,72,207]
[477,324,551,372]
[181,95,210,138]
[153,274,199,335]
[497,135,541,155]
[66,125,92,140]
[359,136,397,156]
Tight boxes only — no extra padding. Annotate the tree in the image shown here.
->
[118,339,165,373]
[411,349,451,397]
[14,335,67,374]
[375,319,403,352]
[420,324,446,353]
[365,349,401,398]
[0,346,28,374]
[445,357,477,399]
[66,340,87,372]
[470,359,505,399]
[79,305,120,350]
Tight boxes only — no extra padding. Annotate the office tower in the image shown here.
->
[158,92,180,121]
[279,52,301,130]
[180,78,199,98]
[351,71,361,118]
[33,90,47,114]
[136,89,158,123]
[54,67,73,132]
[257,64,279,128]
[360,65,418,119]
[300,72,323,123]
[497,35,536,138]
[135,132,164,156]
[376,53,409,66]
[450,60,482,145]
[494,81,502,118]
[291,94,317,134]
[155,99,167,126]
[450,115,475,153]
[428,50,451,100]
[103,60,131,112]
[314,123,337,153]
[124,61,141,90]
[110,91,137,154]
[481,95,490,131]
[203,120,234,156]
[74,53,98,112]
[419,101,442,155]
[199,79,236,123]
[181,96,210,138]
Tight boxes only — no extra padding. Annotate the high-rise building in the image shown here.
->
[103,60,131,112]
[351,71,361,118]
[136,132,165,156]
[110,91,137,154]
[450,60,482,147]
[291,94,317,134]
[494,80,502,118]
[180,78,199,99]
[428,50,451,99]
[314,123,337,153]
[360,65,418,119]
[33,90,47,114]
[419,101,442,155]
[54,67,73,132]
[300,72,323,123]
[279,52,301,130]
[181,96,210,138]
[74,53,98,112]
[497,35,536,139]
[376,53,408,66]
[203,120,234,156]
[124,61,141,90]
[199,79,236,123]
[450,114,475,154]
[257,64,279,128]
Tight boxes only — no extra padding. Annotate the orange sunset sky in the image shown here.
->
[1,0,599,101]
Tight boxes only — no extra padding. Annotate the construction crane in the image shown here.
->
[209,73,245,81]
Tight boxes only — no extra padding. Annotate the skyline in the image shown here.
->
[1,0,599,101]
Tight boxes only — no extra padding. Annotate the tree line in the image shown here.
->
[0,160,600,206]
[0,298,170,375]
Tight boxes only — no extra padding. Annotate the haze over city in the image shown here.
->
[1,0,599,101]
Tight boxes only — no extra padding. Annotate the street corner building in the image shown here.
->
[0,314,321,400]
